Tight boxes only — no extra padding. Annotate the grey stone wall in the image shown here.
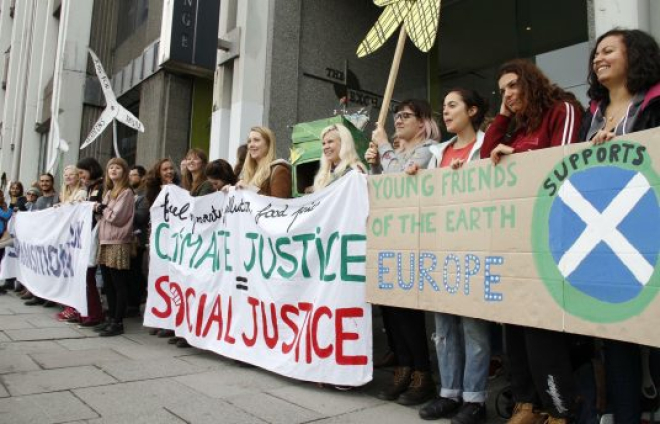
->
[136,71,193,168]
[266,0,428,159]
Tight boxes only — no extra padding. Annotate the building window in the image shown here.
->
[116,0,149,46]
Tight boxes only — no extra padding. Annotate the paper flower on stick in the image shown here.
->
[357,0,441,57]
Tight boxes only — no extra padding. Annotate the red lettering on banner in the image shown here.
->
[201,295,224,340]
[312,307,333,359]
[336,308,368,365]
[149,276,366,365]
[242,296,260,347]
[281,304,299,355]
[185,287,196,332]
[224,296,236,344]
[195,293,207,337]
[261,301,279,349]
[151,276,171,318]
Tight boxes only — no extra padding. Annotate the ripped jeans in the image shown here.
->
[434,313,491,403]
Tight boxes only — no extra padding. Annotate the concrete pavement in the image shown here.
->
[0,291,507,423]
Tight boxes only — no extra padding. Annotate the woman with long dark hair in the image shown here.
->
[580,28,660,424]
[76,157,106,326]
[481,59,583,424]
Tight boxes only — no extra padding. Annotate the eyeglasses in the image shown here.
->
[394,112,417,121]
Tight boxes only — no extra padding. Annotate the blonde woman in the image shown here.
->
[59,165,88,204]
[235,126,291,198]
[313,124,365,192]
[55,165,91,323]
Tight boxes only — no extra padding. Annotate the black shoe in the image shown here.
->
[0,287,7,295]
[99,323,124,337]
[20,293,33,300]
[43,301,56,308]
[157,329,175,338]
[451,402,486,424]
[93,321,111,332]
[176,338,191,348]
[25,298,45,306]
[419,397,462,420]
[168,336,180,345]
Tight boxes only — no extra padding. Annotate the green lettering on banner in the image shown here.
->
[155,223,170,260]
[440,161,519,196]
[445,205,517,232]
[341,234,366,283]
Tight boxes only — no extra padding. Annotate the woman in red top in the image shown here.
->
[482,60,583,424]
[481,59,582,163]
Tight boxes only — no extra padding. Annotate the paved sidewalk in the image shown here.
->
[0,292,508,423]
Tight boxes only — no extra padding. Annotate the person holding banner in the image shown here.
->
[182,148,214,197]
[407,89,491,424]
[8,182,27,212]
[580,28,660,424]
[481,60,583,424]
[144,158,180,338]
[76,157,106,327]
[233,126,292,198]
[366,99,439,406]
[206,159,237,192]
[94,158,135,337]
[0,190,12,295]
[144,158,180,206]
[55,165,92,323]
[312,124,366,192]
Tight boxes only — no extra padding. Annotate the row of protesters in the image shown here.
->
[363,28,660,424]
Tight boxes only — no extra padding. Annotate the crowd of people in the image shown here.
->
[0,28,658,424]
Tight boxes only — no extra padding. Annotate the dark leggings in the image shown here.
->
[127,248,146,309]
[506,325,576,418]
[382,306,430,372]
[100,265,131,323]
[605,340,660,424]
[84,267,103,322]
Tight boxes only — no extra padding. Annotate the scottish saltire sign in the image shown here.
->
[367,128,660,347]
[0,203,93,315]
[144,173,372,385]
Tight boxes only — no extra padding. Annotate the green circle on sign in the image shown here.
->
[531,141,660,323]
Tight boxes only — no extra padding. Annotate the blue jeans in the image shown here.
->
[434,313,491,403]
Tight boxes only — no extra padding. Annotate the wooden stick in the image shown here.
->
[377,25,408,127]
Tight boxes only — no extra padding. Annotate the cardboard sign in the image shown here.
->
[367,127,660,347]
[0,203,93,315]
[143,173,372,385]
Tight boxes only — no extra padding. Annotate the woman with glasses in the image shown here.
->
[312,124,365,192]
[365,99,440,406]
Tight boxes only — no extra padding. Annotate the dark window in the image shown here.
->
[116,0,149,46]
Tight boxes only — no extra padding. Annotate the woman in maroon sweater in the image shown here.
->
[481,59,582,163]
[482,60,583,424]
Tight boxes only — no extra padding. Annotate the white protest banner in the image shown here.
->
[0,203,93,315]
[144,172,372,385]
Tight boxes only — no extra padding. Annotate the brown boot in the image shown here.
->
[397,370,436,405]
[376,366,412,401]
[543,416,568,424]
[508,403,544,424]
